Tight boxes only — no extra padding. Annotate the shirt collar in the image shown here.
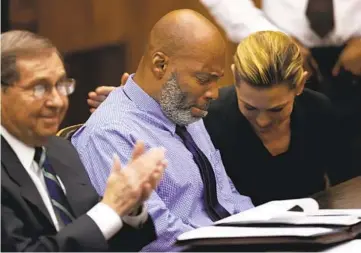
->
[1,125,36,171]
[123,74,176,135]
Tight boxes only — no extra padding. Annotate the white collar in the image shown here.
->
[1,125,36,171]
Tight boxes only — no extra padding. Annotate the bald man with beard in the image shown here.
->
[72,9,254,251]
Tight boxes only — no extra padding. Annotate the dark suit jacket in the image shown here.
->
[1,136,156,252]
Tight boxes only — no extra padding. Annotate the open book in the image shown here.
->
[177,198,361,249]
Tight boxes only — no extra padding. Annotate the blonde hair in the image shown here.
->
[233,31,303,89]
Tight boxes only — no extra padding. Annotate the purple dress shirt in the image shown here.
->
[72,75,254,251]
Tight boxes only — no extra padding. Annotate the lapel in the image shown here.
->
[1,137,53,223]
[45,138,89,217]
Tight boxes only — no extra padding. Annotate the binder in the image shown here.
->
[177,198,361,250]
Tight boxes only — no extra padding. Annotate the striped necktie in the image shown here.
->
[176,125,231,221]
[34,147,75,226]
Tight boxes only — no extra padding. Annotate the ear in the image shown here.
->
[151,52,168,79]
[231,63,236,77]
[1,86,9,93]
[296,71,308,95]
[231,64,241,86]
[231,64,236,83]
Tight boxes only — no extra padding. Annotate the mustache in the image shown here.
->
[181,102,210,111]
[196,103,210,111]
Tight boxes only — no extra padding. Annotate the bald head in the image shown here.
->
[134,10,225,124]
[146,9,225,57]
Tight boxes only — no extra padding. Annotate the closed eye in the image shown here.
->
[268,107,284,112]
[245,104,257,111]
[194,72,222,86]
[196,77,210,85]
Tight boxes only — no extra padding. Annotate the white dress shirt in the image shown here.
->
[1,126,148,240]
[201,0,361,47]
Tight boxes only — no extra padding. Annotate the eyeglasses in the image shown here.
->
[32,78,76,99]
[2,78,76,99]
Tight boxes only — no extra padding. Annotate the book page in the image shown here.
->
[218,212,361,226]
[267,214,360,226]
[307,209,361,217]
[177,226,333,241]
[215,198,319,225]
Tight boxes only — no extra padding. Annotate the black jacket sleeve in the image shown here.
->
[2,188,156,252]
[1,194,109,252]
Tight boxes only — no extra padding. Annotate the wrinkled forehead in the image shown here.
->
[172,37,225,71]
[174,54,225,77]
[16,51,65,85]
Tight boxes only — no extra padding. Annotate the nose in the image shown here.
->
[255,112,271,128]
[204,81,219,101]
[47,87,65,108]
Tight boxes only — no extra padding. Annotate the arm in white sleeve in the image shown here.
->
[200,0,282,42]
[87,202,148,240]
[87,202,123,240]
[122,204,148,228]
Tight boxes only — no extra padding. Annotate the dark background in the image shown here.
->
[1,0,126,128]
[1,0,258,128]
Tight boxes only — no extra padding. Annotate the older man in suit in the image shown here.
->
[1,30,166,252]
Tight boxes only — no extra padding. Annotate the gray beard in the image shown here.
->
[159,73,207,126]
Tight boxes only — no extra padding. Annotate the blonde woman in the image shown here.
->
[87,31,357,206]
[204,31,356,205]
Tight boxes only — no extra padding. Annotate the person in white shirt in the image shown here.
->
[200,0,361,175]
[1,30,166,252]
[200,0,361,67]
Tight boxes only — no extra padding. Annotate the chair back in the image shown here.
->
[57,124,83,140]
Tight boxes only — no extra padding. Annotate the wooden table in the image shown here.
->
[312,176,361,209]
